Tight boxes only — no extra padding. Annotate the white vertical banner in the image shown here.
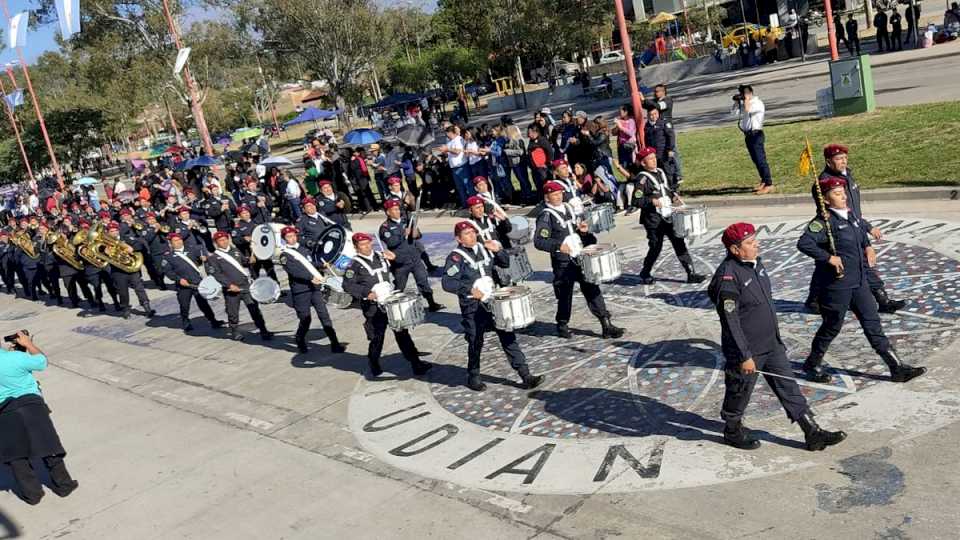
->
[9,12,29,49]
[173,47,191,76]
[55,0,82,39]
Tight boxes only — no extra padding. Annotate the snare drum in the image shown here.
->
[580,243,623,284]
[506,216,531,245]
[323,287,354,309]
[250,277,281,304]
[197,275,221,300]
[490,286,536,331]
[496,248,533,285]
[671,205,708,238]
[383,292,425,331]
[585,203,616,234]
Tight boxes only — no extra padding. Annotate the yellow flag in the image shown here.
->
[797,138,815,177]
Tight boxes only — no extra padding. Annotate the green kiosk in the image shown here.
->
[829,55,876,116]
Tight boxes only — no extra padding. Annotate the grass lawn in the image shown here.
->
[677,101,960,196]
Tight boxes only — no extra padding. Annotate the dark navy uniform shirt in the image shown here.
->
[708,255,782,363]
[815,166,871,230]
[280,243,324,294]
[797,209,871,291]
[441,243,509,314]
[161,245,206,287]
[533,203,596,264]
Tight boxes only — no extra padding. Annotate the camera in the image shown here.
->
[4,329,29,352]
[732,94,744,102]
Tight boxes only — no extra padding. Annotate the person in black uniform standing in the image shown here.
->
[534,181,624,339]
[35,222,62,305]
[632,147,706,285]
[160,232,224,333]
[797,177,925,384]
[806,144,906,314]
[709,222,847,451]
[384,175,439,273]
[15,229,41,302]
[296,196,335,251]
[642,108,677,184]
[845,14,861,56]
[890,8,903,51]
[316,180,350,228]
[203,183,236,233]
[0,230,18,294]
[207,231,273,342]
[106,221,155,319]
[53,220,95,309]
[232,206,281,284]
[78,220,120,314]
[441,221,544,392]
[343,232,432,377]
[378,199,444,311]
[278,226,344,354]
[874,9,891,52]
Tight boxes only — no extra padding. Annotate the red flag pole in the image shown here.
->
[0,76,35,180]
[823,0,840,61]
[613,0,646,147]
[160,0,215,158]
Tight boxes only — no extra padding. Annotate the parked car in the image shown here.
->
[721,24,785,48]
[598,51,626,64]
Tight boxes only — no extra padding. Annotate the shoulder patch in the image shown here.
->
[451,254,461,262]
[446,265,460,276]
[539,228,550,238]
[384,231,391,238]
[279,255,287,265]
[808,220,824,233]
[722,275,734,281]
[723,299,737,313]
[345,269,355,279]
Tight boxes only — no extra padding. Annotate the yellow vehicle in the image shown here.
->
[721,24,785,48]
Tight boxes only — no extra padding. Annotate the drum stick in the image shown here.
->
[755,370,851,393]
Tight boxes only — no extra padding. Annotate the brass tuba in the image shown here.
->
[74,227,109,269]
[48,232,84,271]
[11,231,39,260]
[87,223,143,273]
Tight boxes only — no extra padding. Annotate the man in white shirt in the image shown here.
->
[439,125,470,207]
[284,172,303,220]
[731,84,774,195]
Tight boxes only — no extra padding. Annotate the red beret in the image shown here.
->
[213,231,230,241]
[466,195,485,207]
[245,177,258,185]
[106,221,121,231]
[145,212,157,219]
[823,144,849,159]
[281,226,298,238]
[0,230,8,238]
[543,181,565,194]
[387,175,402,185]
[454,221,477,235]
[238,205,251,214]
[119,208,133,217]
[318,180,332,187]
[383,199,401,210]
[302,196,317,206]
[472,175,488,186]
[819,176,847,192]
[722,222,756,248]
[79,219,91,229]
[167,232,182,241]
[183,188,194,195]
[178,206,191,214]
[637,147,657,160]
[352,232,374,244]
[98,211,111,219]
[551,159,567,169]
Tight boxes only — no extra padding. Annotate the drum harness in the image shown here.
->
[352,253,393,310]
[453,245,495,310]
[638,169,674,220]
[543,203,584,266]
[212,248,253,292]
[173,249,206,286]
[281,244,325,283]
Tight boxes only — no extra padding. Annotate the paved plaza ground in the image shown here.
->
[2,194,959,539]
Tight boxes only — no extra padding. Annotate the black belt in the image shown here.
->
[744,129,763,135]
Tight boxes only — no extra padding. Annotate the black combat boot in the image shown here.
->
[121,308,131,319]
[466,374,487,392]
[879,349,926,383]
[181,318,194,334]
[802,353,831,383]
[556,323,572,339]
[423,292,445,312]
[638,273,655,285]
[410,358,433,376]
[251,310,273,341]
[798,411,847,451]
[518,369,544,390]
[323,326,345,353]
[681,261,707,284]
[295,317,310,353]
[369,358,384,377]
[600,317,624,339]
[143,301,156,318]
[227,325,245,341]
[723,421,761,450]
[873,287,907,314]
[45,457,79,498]
[97,300,107,313]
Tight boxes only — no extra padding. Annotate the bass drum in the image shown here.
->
[250,277,281,304]
[252,223,285,261]
[312,225,356,276]
[197,275,221,300]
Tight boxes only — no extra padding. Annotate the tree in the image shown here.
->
[21,107,107,170]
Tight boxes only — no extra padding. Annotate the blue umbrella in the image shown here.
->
[75,177,99,186]
[343,128,382,145]
[284,107,340,128]
[174,160,192,171]
[189,155,220,168]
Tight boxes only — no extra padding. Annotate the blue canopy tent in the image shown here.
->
[371,93,422,109]
[284,107,340,128]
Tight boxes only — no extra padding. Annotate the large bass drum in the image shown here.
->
[312,225,356,276]
[197,275,221,300]
[250,277,281,304]
[252,223,285,260]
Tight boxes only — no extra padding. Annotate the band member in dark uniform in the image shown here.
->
[797,177,925,384]
[533,181,624,339]
[632,147,706,285]
[52,221,95,309]
[442,221,544,392]
[378,198,444,311]
[233,206,280,283]
[207,231,273,342]
[709,222,847,451]
[805,144,906,314]
[106,221,155,319]
[384,175,438,272]
[343,232,432,377]
[35,222,62,305]
[316,179,350,227]
[0,231,18,294]
[142,212,170,290]
[296,196,335,250]
[13,229,41,301]
[278,226,344,354]
[78,220,120,314]
[160,232,224,333]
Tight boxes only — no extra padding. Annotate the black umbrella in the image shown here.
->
[395,124,434,148]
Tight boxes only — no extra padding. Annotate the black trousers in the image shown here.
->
[251,259,279,282]
[551,259,608,324]
[40,265,62,301]
[640,220,693,277]
[848,36,861,55]
[806,262,885,302]
[1,260,15,292]
[744,130,772,185]
[721,344,809,425]
[6,454,74,503]
[144,254,166,289]
[16,266,37,299]
[892,30,902,50]
[86,270,119,305]
[393,257,431,296]
[176,286,218,325]
[112,270,149,310]
[62,272,95,307]
[876,30,891,51]
[224,290,267,331]
[463,306,528,378]
[811,284,890,359]
[361,302,418,363]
